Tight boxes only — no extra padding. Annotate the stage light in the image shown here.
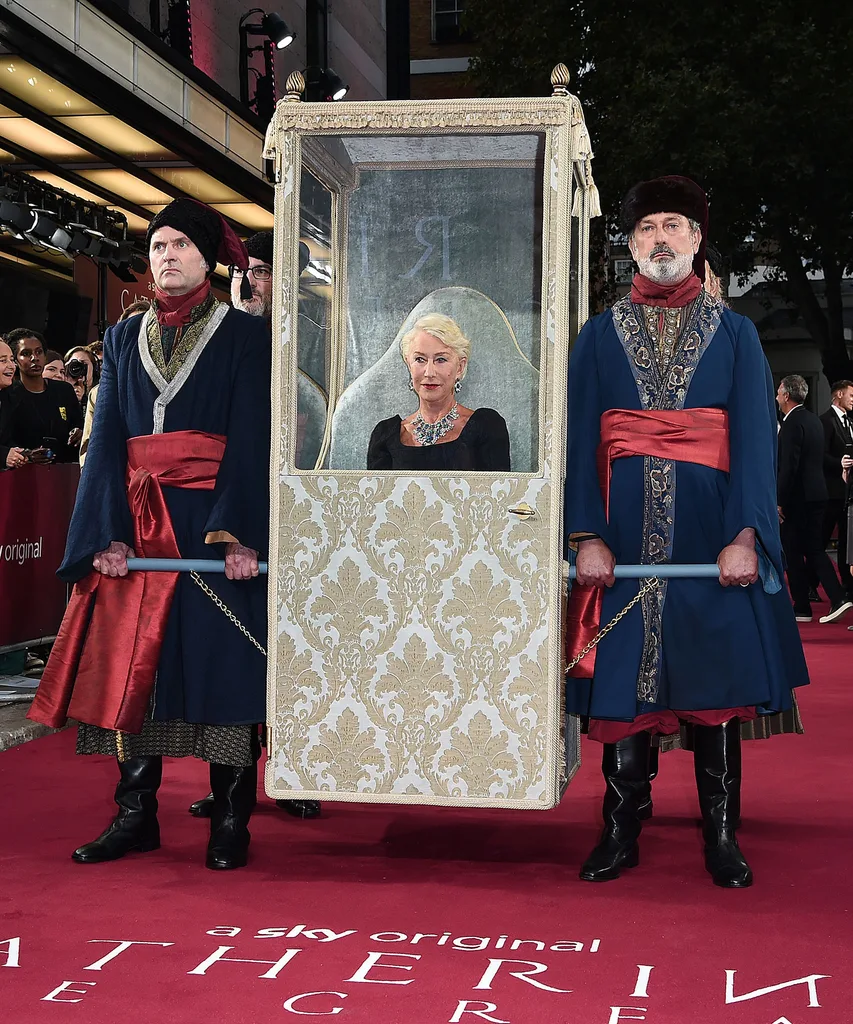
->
[0,171,134,270]
[324,68,349,101]
[49,225,72,249]
[26,208,59,242]
[61,224,94,254]
[239,9,295,113]
[0,199,32,233]
[304,67,350,102]
[262,12,294,49]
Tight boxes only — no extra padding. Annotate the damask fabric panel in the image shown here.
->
[329,287,539,473]
[268,474,573,807]
[76,720,256,766]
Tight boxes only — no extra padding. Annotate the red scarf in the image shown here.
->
[154,279,211,327]
[630,271,702,308]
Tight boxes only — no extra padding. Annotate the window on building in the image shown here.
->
[433,0,469,44]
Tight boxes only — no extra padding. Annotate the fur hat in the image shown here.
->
[146,198,248,277]
[246,232,312,277]
[621,176,708,278]
[245,230,274,266]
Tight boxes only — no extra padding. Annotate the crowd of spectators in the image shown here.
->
[0,302,149,470]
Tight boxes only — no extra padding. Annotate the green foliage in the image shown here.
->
[467,0,853,376]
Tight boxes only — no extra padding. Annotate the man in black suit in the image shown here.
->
[777,374,852,623]
[820,379,853,601]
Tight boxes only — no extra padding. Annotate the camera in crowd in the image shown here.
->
[65,358,88,381]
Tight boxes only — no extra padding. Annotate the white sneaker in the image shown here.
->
[819,599,853,624]
[794,613,813,622]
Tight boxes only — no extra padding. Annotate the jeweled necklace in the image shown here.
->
[412,402,459,446]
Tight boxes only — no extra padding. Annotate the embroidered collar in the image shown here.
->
[146,294,217,384]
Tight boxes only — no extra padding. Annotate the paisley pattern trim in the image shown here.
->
[611,291,722,703]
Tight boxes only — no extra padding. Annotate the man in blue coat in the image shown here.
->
[30,199,271,871]
[564,176,808,888]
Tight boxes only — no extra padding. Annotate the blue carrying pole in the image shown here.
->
[126,558,722,579]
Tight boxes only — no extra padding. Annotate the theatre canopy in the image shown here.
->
[0,0,272,287]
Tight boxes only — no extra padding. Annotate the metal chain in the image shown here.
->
[190,570,267,656]
[565,576,660,673]
[183,568,656,676]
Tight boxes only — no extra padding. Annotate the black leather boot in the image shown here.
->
[637,743,659,821]
[189,792,214,817]
[276,799,322,819]
[206,759,257,870]
[580,731,651,882]
[693,721,753,888]
[72,757,162,863]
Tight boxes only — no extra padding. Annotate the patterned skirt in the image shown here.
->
[657,693,804,752]
[76,718,256,767]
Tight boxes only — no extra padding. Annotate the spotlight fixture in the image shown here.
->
[239,8,295,115]
[25,208,60,243]
[0,170,143,277]
[262,12,294,49]
[304,66,350,102]
[0,199,31,233]
[324,68,349,102]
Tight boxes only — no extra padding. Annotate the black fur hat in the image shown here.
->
[146,198,248,278]
[246,230,274,266]
[621,176,708,278]
[246,232,312,278]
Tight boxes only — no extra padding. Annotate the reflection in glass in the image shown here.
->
[296,133,546,473]
[295,169,332,469]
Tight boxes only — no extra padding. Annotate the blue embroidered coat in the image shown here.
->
[564,293,809,722]
[58,305,271,726]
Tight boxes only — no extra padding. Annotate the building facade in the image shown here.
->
[409,0,474,99]
[0,0,387,346]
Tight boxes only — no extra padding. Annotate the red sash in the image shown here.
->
[28,430,225,733]
[565,408,730,678]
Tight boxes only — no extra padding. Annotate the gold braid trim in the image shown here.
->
[146,294,218,383]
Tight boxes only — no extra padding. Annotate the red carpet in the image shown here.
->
[1,617,850,1023]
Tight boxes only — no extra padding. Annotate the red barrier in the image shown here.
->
[0,464,79,649]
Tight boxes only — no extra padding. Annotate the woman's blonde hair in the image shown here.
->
[400,313,471,380]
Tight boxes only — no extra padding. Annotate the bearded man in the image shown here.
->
[564,176,809,888]
[29,198,271,871]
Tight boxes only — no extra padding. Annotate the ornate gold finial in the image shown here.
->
[551,63,571,97]
[284,70,306,102]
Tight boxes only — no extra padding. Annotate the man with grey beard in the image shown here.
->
[187,229,322,822]
[564,176,808,888]
[230,230,275,318]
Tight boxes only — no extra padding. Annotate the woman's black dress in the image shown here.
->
[367,407,511,471]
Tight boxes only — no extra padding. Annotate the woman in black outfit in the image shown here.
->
[0,338,26,470]
[5,328,83,463]
[367,313,510,471]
